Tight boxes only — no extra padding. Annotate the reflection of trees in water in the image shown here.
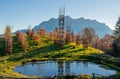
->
[23,64,27,74]
[65,61,70,75]
[31,61,36,66]
[58,61,64,76]
[37,62,41,75]
[32,61,46,75]
[57,61,71,76]
[76,61,88,69]
[57,61,88,76]
[36,61,48,74]
[76,61,81,67]
[82,61,88,69]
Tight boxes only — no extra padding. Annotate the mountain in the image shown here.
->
[34,16,113,37]
[14,29,27,34]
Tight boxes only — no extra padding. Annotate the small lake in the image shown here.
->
[14,61,117,77]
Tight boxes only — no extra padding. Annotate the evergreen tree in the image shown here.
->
[114,17,120,37]
[112,17,120,56]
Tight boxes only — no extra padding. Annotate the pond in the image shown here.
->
[14,61,117,77]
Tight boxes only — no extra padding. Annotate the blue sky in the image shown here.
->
[0,0,120,34]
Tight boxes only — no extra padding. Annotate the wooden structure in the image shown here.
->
[57,7,65,48]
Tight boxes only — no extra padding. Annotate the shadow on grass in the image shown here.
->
[62,45,73,50]
[42,39,50,44]
[8,44,61,61]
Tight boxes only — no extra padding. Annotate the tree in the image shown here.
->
[33,34,41,46]
[91,34,99,48]
[98,34,113,53]
[31,29,35,40]
[26,28,31,37]
[31,29,41,45]
[114,17,120,37]
[4,26,13,54]
[71,31,75,42]
[76,34,81,45]
[112,17,120,56]
[53,27,58,42]
[16,30,21,37]
[22,36,28,52]
[82,27,96,49]
[49,32,54,41]
[37,28,46,36]
[84,28,96,44]
[16,30,23,45]
[16,31,28,52]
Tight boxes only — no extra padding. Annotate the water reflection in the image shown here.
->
[14,61,117,77]
[65,61,70,75]
[58,61,64,76]
[57,61,71,76]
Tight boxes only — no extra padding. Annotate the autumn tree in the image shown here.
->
[31,29,35,40]
[98,34,113,53]
[33,34,41,46]
[4,26,13,54]
[30,29,40,46]
[16,31,28,52]
[21,34,28,52]
[49,32,54,41]
[26,28,31,37]
[53,27,58,41]
[16,30,21,37]
[37,28,46,36]
[16,30,23,45]
[53,27,58,43]
[81,27,96,49]
[34,34,41,46]
[71,31,75,42]
[79,28,84,44]
[63,30,66,41]
[91,34,99,48]
[97,38,104,50]
[84,28,96,44]
[76,34,81,45]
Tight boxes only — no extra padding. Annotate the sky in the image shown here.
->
[0,0,120,34]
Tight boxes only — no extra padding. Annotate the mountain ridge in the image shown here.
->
[34,16,113,37]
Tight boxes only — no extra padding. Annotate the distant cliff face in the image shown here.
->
[34,16,113,37]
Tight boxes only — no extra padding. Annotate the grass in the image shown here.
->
[5,36,102,62]
[0,35,120,78]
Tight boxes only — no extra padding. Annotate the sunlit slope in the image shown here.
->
[3,36,102,61]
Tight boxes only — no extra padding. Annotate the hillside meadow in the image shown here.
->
[0,35,120,79]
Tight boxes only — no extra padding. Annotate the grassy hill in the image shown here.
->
[0,35,120,78]
[7,36,103,61]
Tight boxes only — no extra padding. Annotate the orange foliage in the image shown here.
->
[37,28,46,36]
[16,31,28,52]
[4,26,13,54]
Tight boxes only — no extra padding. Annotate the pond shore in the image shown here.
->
[0,54,120,79]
